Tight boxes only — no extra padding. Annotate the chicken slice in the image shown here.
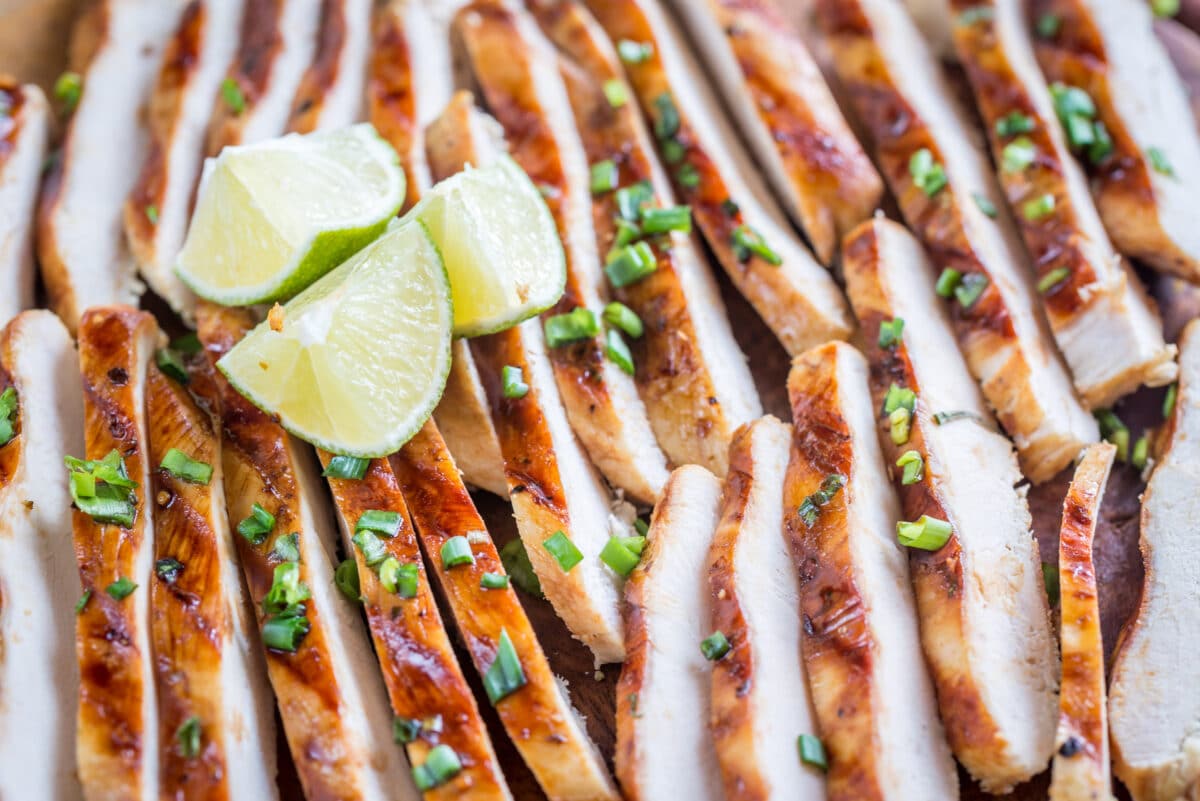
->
[72,307,161,800]
[842,217,1059,792]
[206,0,320,153]
[668,0,883,266]
[582,0,854,356]
[392,421,619,801]
[37,1,187,331]
[948,0,1176,408]
[785,340,959,801]
[616,465,723,801]
[527,0,761,477]
[194,301,414,800]
[453,0,668,503]
[319,447,511,800]
[426,94,629,663]
[145,356,278,800]
[1108,319,1200,801]
[816,0,1098,483]
[368,0,506,495]
[0,80,47,325]
[707,416,830,800]
[124,0,245,320]
[1050,442,1116,801]
[0,311,85,801]
[287,0,371,132]
[1032,0,1200,284]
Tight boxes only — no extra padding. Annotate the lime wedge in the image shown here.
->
[176,123,406,305]
[413,155,565,337]
[216,221,452,457]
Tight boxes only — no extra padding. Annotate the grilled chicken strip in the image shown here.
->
[616,465,723,801]
[146,355,279,801]
[843,218,1059,792]
[392,421,619,801]
[368,0,506,495]
[581,0,855,356]
[195,302,413,801]
[453,0,669,503]
[668,0,883,266]
[816,0,1098,483]
[528,0,761,477]
[287,0,371,132]
[320,448,511,800]
[1050,442,1116,801]
[124,0,245,320]
[37,1,187,330]
[0,80,47,325]
[426,94,630,663]
[0,311,85,801]
[72,307,161,801]
[785,341,959,801]
[1032,0,1200,284]
[1109,319,1200,801]
[948,0,1176,409]
[707,417,829,800]
[206,0,320,153]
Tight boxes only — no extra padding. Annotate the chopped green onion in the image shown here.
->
[106,576,137,600]
[653,92,680,140]
[271,532,300,563]
[1022,193,1056,221]
[237,503,275,545]
[936,268,963,298]
[797,474,845,528]
[605,329,635,375]
[896,515,953,550]
[1095,409,1130,461]
[160,448,213,485]
[954,273,989,309]
[0,386,17,446]
[1088,122,1113,164]
[156,558,184,584]
[995,111,1035,138]
[622,535,647,555]
[353,530,388,567]
[262,561,309,614]
[640,205,692,234]
[356,509,402,538]
[603,302,644,338]
[731,225,782,265]
[1036,12,1062,37]
[65,450,138,528]
[603,79,627,109]
[600,535,642,577]
[1148,146,1175,177]
[909,148,948,196]
[176,716,202,759]
[973,193,998,218]
[335,559,360,602]
[1037,267,1071,293]
[220,77,245,114]
[323,455,369,480]
[890,407,912,445]
[896,450,924,485]
[1051,83,1096,119]
[377,557,401,594]
[634,518,650,537]
[481,572,509,590]
[1002,137,1036,172]
[1064,113,1096,148]
[172,333,202,354]
[1163,382,1178,420]
[590,159,618,193]
[441,535,475,569]
[932,410,985,426]
[798,734,828,771]
[1131,433,1150,471]
[145,205,159,225]
[75,589,91,614]
[617,39,654,64]
[499,539,543,598]
[393,716,421,744]
[957,5,994,25]
[660,138,685,164]
[394,562,419,598]
[502,365,529,399]
[700,631,731,661]
[483,629,527,703]
[542,531,583,572]
[877,317,904,349]
[605,242,658,288]
[54,72,82,112]
[883,384,917,415]
[613,218,641,251]
[1042,563,1061,607]
[544,307,600,347]
[1153,0,1180,17]
[676,162,700,188]
[615,180,654,221]
[721,199,740,218]
[156,347,189,384]
[261,607,309,652]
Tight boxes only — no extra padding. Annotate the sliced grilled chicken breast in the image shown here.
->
[707,416,830,801]
[948,0,1176,409]
[1109,319,1200,801]
[453,0,668,504]
[146,359,278,800]
[616,465,723,801]
[125,0,245,319]
[843,218,1059,792]
[527,0,761,477]
[1032,0,1200,283]
[368,0,506,495]
[1050,442,1116,801]
[392,421,619,801]
[668,0,882,266]
[73,307,161,801]
[287,0,371,132]
[785,341,959,801]
[816,0,1098,483]
[37,2,187,330]
[206,0,320,152]
[0,311,85,801]
[581,0,855,356]
[320,448,511,800]
[194,302,414,801]
[0,81,47,325]
[426,96,629,663]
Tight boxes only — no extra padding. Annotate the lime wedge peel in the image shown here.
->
[216,220,452,458]
[176,123,406,306]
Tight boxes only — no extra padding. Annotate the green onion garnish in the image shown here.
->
[1042,563,1061,606]
[65,449,138,528]
[106,576,137,600]
[441,535,475,569]
[1131,433,1149,471]
[1036,13,1061,37]
[395,562,419,598]
[480,572,509,590]
[1153,0,1180,18]
[156,347,189,384]
[500,539,543,598]
[995,111,1035,138]
[502,365,529,399]
[605,329,635,375]
[1051,83,1096,119]
[731,225,782,265]
[271,532,300,563]
[1002,137,1036,172]
[220,77,245,114]
[1163,382,1178,420]
[160,448,213,485]
[599,535,643,577]
[700,631,731,661]
[54,72,82,112]
[615,180,654,221]
[590,159,618,194]
[798,734,828,771]
[393,716,421,744]
[973,193,998,218]
[605,242,658,288]
[145,205,159,225]
[323,455,369,480]
[634,517,650,537]
[237,502,275,545]
[877,317,904,349]
[957,5,994,25]
[0,386,17,446]
[1095,409,1130,461]
[377,557,401,594]
[954,273,989,308]
[1037,267,1071,293]
[896,515,953,550]
[176,716,202,759]
[412,745,462,791]
[890,407,912,445]
[797,474,845,528]
[883,384,917,415]
[935,268,962,298]
[1088,122,1113,165]
[356,509,402,538]
[353,530,388,567]
[603,302,644,338]
[335,559,360,602]
[895,450,924,485]
[676,162,700,188]
[542,531,583,572]
[483,628,527,703]
[544,307,600,347]
[261,607,309,652]
[640,205,692,234]
[75,589,91,614]
[603,79,627,109]
[156,558,184,584]
[661,138,685,164]
[617,39,654,64]
[932,410,985,426]
[262,561,310,615]
[1064,113,1096,148]
[1148,146,1174,177]
[653,92,680,140]
[909,148,948,196]
[1022,193,1056,221]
